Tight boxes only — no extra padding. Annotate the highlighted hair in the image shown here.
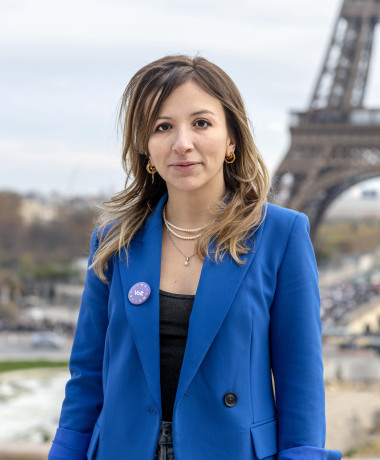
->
[90,54,271,283]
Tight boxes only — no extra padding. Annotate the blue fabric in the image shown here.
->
[48,427,91,459]
[48,194,342,460]
[250,416,278,459]
[278,446,343,460]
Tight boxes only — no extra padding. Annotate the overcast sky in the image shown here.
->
[1,0,380,197]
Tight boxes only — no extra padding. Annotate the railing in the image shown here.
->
[289,109,380,126]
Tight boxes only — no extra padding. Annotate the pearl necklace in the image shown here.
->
[162,205,208,240]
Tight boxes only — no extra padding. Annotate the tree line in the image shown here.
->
[0,191,100,280]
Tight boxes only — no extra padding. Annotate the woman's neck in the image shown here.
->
[165,187,226,229]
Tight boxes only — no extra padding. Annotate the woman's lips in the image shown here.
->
[171,162,200,172]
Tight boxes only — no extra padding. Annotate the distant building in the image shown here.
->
[18,191,103,224]
[20,196,58,224]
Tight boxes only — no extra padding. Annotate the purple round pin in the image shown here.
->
[128,282,151,305]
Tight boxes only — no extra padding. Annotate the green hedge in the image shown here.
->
[0,360,68,373]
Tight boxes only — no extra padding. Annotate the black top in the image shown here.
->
[159,289,195,422]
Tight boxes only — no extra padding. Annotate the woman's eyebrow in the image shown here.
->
[191,110,216,116]
[157,110,216,120]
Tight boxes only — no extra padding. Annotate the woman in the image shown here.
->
[48,55,342,460]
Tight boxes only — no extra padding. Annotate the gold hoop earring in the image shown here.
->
[146,160,156,183]
[225,151,236,164]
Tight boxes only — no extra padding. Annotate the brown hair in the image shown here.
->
[90,54,271,283]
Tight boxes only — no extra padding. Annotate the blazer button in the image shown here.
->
[224,392,237,407]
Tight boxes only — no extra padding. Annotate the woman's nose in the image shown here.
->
[172,127,194,154]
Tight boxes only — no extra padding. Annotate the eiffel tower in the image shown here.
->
[271,0,380,240]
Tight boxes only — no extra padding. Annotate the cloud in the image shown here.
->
[1,0,337,53]
[0,138,124,195]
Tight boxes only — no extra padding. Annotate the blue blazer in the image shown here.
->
[49,194,342,460]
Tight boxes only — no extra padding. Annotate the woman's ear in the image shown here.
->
[227,136,236,152]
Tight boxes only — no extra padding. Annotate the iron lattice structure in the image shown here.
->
[271,0,380,240]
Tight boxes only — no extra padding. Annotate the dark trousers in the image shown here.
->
[155,421,175,460]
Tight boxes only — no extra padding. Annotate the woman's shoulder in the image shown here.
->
[92,220,120,243]
[248,203,312,260]
[264,202,303,222]
[261,202,310,236]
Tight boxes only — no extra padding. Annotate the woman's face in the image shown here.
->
[147,80,235,198]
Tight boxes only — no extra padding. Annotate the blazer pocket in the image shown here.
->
[250,416,277,459]
[87,423,100,460]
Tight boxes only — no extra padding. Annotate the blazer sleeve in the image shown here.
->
[48,227,110,460]
[269,213,342,460]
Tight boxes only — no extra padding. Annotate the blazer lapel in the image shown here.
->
[117,194,167,411]
[175,212,266,408]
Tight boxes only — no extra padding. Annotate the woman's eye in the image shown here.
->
[155,123,171,132]
[195,119,211,128]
